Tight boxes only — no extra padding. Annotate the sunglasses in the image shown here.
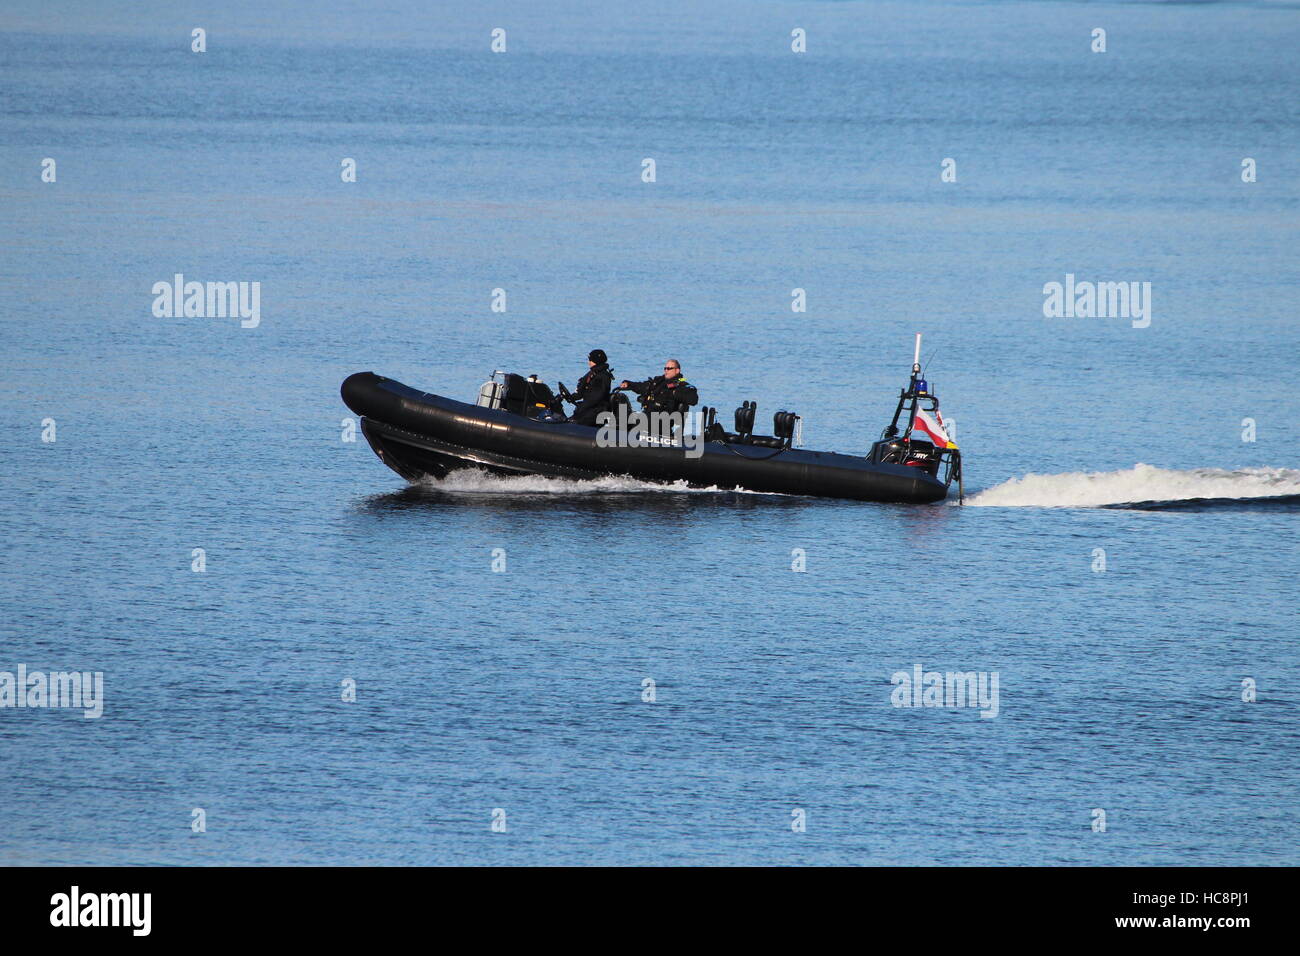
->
[664,366,678,371]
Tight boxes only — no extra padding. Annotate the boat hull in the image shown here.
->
[342,372,949,504]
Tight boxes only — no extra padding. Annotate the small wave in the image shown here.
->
[1101,494,1300,512]
[965,464,1300,509]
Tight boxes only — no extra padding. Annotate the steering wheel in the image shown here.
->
[556,381,573,403]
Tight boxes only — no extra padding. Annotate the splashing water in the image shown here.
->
[416,468,761,496]
[966,464,1300,509]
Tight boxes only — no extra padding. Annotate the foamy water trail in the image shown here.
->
[966,464,1300,508]
[416,468,761,496]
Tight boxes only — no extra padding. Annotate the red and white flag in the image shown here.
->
[911,408,955,448]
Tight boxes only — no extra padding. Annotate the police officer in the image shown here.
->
[567,349,613,426]
[620,359,698,437]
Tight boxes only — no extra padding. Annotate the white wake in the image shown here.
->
[966,464,1300,509]
[416,469,759,496]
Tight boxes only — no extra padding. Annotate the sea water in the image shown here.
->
[1,0,1297,865]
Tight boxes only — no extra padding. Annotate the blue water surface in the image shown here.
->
[1,0,1297,865]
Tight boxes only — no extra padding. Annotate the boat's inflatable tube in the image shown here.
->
[341,372,948,503]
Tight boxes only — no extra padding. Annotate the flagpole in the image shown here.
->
[903,333,922,440]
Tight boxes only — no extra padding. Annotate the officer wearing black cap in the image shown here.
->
[567,349,613,426]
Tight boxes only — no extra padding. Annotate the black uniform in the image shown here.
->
[625,375,698,438]
[570,361,613,426]
[626,374,698,414]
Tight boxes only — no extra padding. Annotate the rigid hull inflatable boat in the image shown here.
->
[341,336,963,504]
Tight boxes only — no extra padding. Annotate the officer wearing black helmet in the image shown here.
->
[566,349,613,426]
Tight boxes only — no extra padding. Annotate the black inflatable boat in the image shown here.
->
[341,337,963,504]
